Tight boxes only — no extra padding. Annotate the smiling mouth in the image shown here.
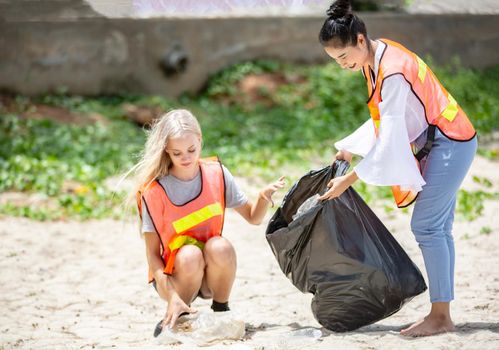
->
[349,63,356,69]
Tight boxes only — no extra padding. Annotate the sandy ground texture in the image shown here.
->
[1,154,498,350]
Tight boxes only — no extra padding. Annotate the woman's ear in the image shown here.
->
[358,33,366,46]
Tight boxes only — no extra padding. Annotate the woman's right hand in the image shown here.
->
[163,292,196,329]
[334,150,353,163]
[260,176,286,208]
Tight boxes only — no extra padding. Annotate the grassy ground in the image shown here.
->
[0,60,497,220]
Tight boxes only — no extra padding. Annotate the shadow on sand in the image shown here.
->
[320,321,499,336]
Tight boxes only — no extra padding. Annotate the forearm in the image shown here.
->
[248,193,271,225]
[235,176,285,225]
[148,253,176,302]
[345,171,359,186]
[154,274,176,303]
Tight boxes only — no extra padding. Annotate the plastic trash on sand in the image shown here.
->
[156,311,245,347]
[265,328,322,350]
[266,160,427,332]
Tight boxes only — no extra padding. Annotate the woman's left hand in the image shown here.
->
[318,172,358,201]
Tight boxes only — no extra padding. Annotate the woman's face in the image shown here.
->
[165,132,202,170]
[324,34,370,72]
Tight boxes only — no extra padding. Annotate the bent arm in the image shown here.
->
[234,193,271,225]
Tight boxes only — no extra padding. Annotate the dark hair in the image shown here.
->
[319,0,369,48]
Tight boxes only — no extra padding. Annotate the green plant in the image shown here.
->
[1,58,497,220]
[477,148,498,161]
[472,176,493,188]
[456,190,498,221]
[480,226,492,235]
[0,114,145,220]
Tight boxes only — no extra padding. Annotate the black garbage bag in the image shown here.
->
[266,160,427,332]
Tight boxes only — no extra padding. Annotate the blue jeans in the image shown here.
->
[411,128,477,303]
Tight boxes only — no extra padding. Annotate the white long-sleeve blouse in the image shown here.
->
[334,41,428,193]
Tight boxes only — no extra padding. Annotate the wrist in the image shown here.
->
[153,269,166,282]
[346,171,358,185]
[259,191,268,202]
[154,273,174,298]
[259,191,274,208]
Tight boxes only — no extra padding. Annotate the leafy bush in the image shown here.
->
[0,59,497,220]
[0,115,145,220]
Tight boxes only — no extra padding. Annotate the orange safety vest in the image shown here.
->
[137,158,226,281]
[363,39,476,208]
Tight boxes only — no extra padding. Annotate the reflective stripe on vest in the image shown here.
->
[172,202,223,234]
[164,235,205,275]
[137,158,225,280]
[363,39,475,208]
[442,94,458,122]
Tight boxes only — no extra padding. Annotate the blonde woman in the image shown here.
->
[129,109,285,336]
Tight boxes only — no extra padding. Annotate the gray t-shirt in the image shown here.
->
[141,165,248,233]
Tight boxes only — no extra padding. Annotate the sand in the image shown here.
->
[1,154,498,350]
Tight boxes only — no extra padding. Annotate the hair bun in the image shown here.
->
[326,0,352,20]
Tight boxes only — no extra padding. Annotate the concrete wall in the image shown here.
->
[1,9,498,97]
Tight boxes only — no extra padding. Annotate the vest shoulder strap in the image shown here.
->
[200,156,221,165]
[137,180,165,215]
[378,43,415,77]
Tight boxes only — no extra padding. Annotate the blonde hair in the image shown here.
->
[124,109,202,209]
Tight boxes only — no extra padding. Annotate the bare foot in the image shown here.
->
[400,315,456,337]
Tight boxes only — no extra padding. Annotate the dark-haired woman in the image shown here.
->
[316,0,477,337]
